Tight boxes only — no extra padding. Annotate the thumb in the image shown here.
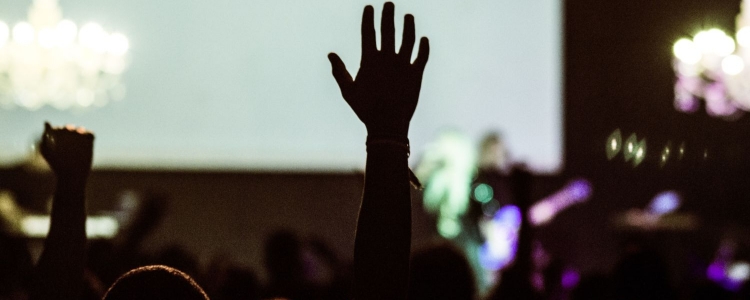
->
[328,53,354,99]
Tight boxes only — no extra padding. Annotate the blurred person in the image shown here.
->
[102,265,209,300]
[262,230,307,299]
[328,1,429,299]
[408,241,476,300]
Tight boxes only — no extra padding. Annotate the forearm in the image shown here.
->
[31,176,87,300]
[353,143,412,300]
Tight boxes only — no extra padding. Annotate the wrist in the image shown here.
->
[366,135,410,157]
[55,172,89,192]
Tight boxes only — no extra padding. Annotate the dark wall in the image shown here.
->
[563,0,750,275]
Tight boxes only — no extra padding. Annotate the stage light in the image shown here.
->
[673,38,701,64]
[728,262,750,282]
[479,205,521,271]
[529,179,592,225]
[722,55,744,75]
[606,129,622,160]
[21,215,119,238]
[660,142,671,167]
[632,139,646,167]
[649,190,681,215]
[438,218,461,239]
[624,134,637,161]
[473,183,494,203]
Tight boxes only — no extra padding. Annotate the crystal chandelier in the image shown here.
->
[672,0,750,120]
[0,0,129,110]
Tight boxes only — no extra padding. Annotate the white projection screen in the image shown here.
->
[0,0,562,173]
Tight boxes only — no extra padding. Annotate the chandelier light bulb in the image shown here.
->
[107,32,129,56]
[0,0,130,110]
[717,35,736,57]
[37,27,57,48]
[673,38,702,64]
[12,22,35,45]
[55,19,77,46]
[722,55,745,75]
[79,22,107,52]
[737,27,750,47]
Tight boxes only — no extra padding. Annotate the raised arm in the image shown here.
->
[31,122,94,300]
[328,2,429,299]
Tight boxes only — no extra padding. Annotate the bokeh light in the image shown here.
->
[606,129,622,160]
[473,183,494,203]
[722,55,745,75]
[673,38,702,64]
[12,22,34,45]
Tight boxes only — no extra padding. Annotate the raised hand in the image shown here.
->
[31,122,94,300]
[328,2,429,138]
[40,122,94,180]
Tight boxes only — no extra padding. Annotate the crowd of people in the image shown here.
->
[1,2,749,300]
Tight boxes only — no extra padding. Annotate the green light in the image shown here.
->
[606,129,622,160]
[437,218,461,239]
[473,183,494,203]
[624,134,637,162]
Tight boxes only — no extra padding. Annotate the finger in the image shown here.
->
[361,5,376,60]
[399,14,415,63]
[413,37,430,71]
[381,2,395,53]
[328,53,354,98]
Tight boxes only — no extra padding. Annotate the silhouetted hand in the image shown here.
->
[41,122,94,180]
[329,2,429,138]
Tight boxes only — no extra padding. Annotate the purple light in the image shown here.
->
[494,204,522,227]
[561,268,581,289]
[568,179,593,200]
[649,191,681,215]
[479,205,521,271]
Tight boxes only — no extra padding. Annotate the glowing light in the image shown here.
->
[660,143,671,167]
[79,22,107,52]
[728,262,750,282]
[107,32,129,56]
[20,215,119,238]
[12,22,34,45]
[37,28,57,48]
[0,21,9,48]
[529,179,592,225]
[722,55,745,75]
[679,142,685,159]
[694,29,734,56]
[479,205,521,271]
[673,38,702,64]
[55,20,77,46]
[438,218,461,239]
[738,27,750,47]
[529,202,555,225]
[606,129,622,160]
[473,183,494,203]
[649,190,681,215]
[624,134,637,162]
[0,0,130,110]
[633,139,646,167]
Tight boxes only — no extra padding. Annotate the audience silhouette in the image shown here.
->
[0,2,745,300]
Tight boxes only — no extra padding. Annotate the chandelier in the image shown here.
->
[0,0,129,110]
[672,0,750,120]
